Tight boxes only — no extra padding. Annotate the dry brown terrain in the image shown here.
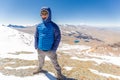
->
[0,51,120,80]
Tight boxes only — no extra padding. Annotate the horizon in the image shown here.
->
[1,23,120,28]
[0,0,120,27]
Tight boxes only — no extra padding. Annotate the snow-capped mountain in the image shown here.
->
[0,25,34,53]
[7,24,25,28]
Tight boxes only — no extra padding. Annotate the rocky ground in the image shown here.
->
[0,49,120,80]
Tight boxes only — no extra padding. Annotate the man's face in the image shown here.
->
[41,10,48,20]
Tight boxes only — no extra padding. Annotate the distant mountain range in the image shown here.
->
[7,24,26,28]
[99,27,120,32]
[4,24,120,44]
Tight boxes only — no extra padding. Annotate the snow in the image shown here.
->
[71,56,106,65]
[0,25,34,53]
[0,52,37,60]
[71,55,120,66]
[58,43,91,55]
[0,50,50,61]
[0,72,56,80]
[8,62,16,64]
[87,54,120,66]
[89,69,120,80]
[4,66,37,70]
[0,25,50,61]
[62,51,71,54]
[71,57,81,60]
[59,43,91,51]
[60,43,120,66]
[63,67,73,71]
[65,31,71,33]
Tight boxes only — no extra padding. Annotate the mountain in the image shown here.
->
[14,24,120,44]
[0,24,120,80]
[13,24,120,55]
[0,25,34,53]
[98,27,120,32]
[7,24,25,28]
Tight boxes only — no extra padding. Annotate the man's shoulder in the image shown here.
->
[37,23,43,26]
[36,23,44,28]
[51,21,58,26]
[51,21,59,29]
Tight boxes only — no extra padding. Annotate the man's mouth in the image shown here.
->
[42,18,46,20]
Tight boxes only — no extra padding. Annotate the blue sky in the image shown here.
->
[0,0,120,27]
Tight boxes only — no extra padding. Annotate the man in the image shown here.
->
[34,7,63,80]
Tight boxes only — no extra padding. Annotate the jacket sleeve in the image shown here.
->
[34,27,39,49]
[51,23,61,51]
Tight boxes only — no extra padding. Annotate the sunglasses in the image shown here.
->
[41,10,48,15]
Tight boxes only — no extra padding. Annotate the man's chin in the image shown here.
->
[42,18,46,20]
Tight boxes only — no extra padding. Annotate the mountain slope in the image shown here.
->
[0,25,34,53]
[0,25,120,80]
[0,25,58,80]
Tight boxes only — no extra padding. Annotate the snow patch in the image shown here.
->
[0,72,56,80]
[5,66,37,70]
[0,51,50,61]
[71,55,120,66]
[0,25,34,54]
[88,54,120,66]
[89,69,120,80]
[63,66,73,71]
[59,43,91,51]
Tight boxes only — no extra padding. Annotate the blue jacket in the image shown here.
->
[34,7,61,51]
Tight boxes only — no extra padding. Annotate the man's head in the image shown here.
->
[40,7,51,22]
[41,10,48,20]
